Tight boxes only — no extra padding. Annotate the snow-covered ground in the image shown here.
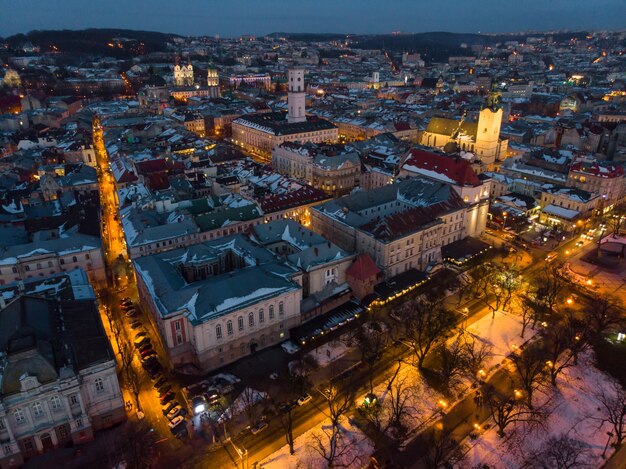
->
[465,310,532,372]
[306,339,351,368]
[259,416,373,469]
[457,350,618,468]
[218,387,268,422]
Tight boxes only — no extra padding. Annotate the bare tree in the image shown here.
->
[517,293,538,339]
[608,207,626,238]
[511,347,548,409]
[310,424,360,469]
[422,427,461,469]
[322,385,355,429]
[404,296,456,369]
[531,263,568,318]
[584,295,624,341]
[350,321,389,394]
[119,340,141,410]
[525,434,589,469]
[239,387,262,427]
[541,314,588,386]
[593,380,626,447]
[459,331,493,377]
[437,335,469,391]
[484,385,544,437]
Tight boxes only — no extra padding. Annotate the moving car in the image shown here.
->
[297,394,312,406]
[545,252,558,263]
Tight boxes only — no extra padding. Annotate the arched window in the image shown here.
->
[238,316,244,331]
[269,305,275,320]
[279,302,284,317]
[259,309,264,324]
[95,377,104,393]
[248,312,254,327]
[216,324,222,340]
[227,320,233,335]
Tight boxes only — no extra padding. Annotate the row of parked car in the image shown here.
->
[122,297,187,437]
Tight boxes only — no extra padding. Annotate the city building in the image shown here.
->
[232,69,338,160]
[0,270,125,467]
[310,178,470,277]
[134,235,303,372]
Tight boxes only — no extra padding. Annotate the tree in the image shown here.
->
[607,207,626,238]
[593,380,626,447]
[437,335,469,391]
[541,312,588,386]
[526,434,589,469]
[404,296,456,369]
[310,423,361,469]
[459,331,493,377]
[422,426,461,468]
[119,340,141,411]
[531,263,568,319]
[322,385,354,428]
[279,404,296,455]
[350,321,389,394]
[518,293,539,339]
[511,347,548,409]
[483,385,543,437]
[584,295,624,341]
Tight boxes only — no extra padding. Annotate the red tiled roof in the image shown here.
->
[360,196,466,242]
[404,148,481,186]
[393,122,411,131]
[259,186,329,213]
[346,254,381,281]
[136,158,169,174]
[570,161,624,178]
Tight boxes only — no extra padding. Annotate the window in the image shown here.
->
[95,377,104,393]
[259,309,264,324]
[279,302,284,317]
[269,305,275,320]
[32,402,43,418]
[13,409,25,425]
[174,321,181,331]
[72,256,77,263]
[216,324,222,340]
[248,313,254,327]
[69,394,78,406]
[227,320,233,335]
[0,419,5,430]
[238,316,244,331]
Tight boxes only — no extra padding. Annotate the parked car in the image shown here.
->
[134,336,150,348]
[297,394,312,406]
[154,377,167,389]
[135,331,147,339]
[158,385,172,397]
[140,349,157,359]
[166,406,183,421]
[160,391,175,405]
[162,401,179,416]
[130,321,143,330]
[137,342,152,353]
[250,420,269,435]
[168,415,185,430]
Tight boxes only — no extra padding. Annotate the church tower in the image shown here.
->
[174,58,194,87]
[475,85,503,166]
[287,68,306,124]
[207,64,218,87]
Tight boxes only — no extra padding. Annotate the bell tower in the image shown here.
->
[287,68,306,124]
[475,84,503,166]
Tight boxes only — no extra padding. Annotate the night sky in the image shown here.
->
[1,0,622,37]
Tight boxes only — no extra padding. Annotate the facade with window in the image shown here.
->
[0,279,125,467]
[0,233,105,288]
[311,177,471,278]
[134,234,303,372]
